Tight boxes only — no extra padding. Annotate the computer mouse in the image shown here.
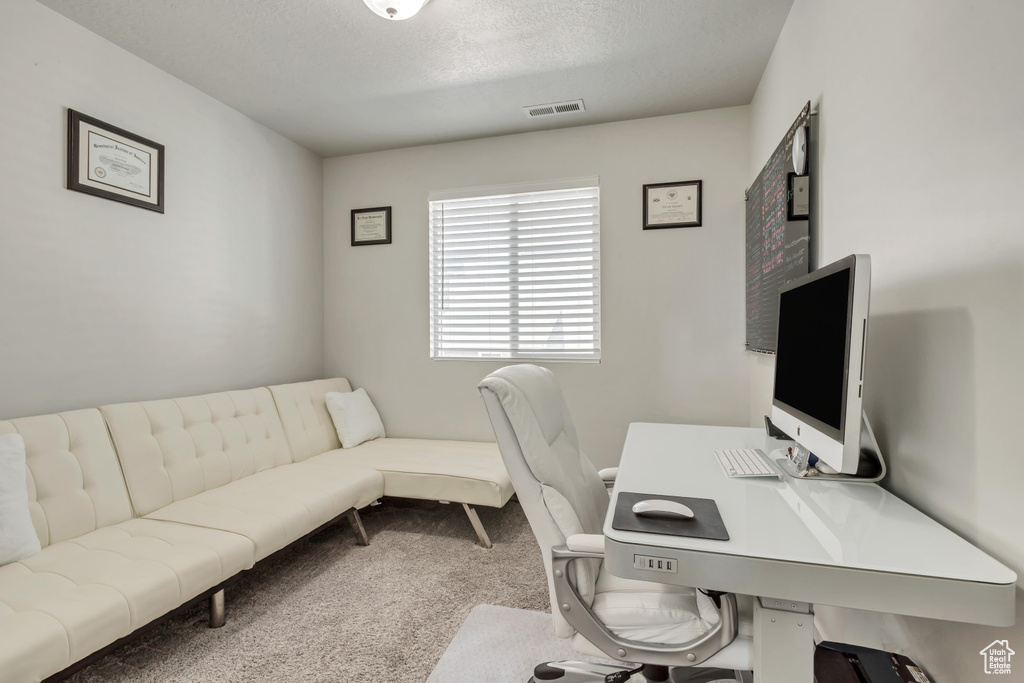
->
[632,499,695,520]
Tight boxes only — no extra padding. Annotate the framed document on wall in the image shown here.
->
[787,172,810,220]
[351,206,392,246]
[67,109,164,213]
[643,180,702,229]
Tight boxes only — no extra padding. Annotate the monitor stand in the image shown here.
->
[773,412,887,484]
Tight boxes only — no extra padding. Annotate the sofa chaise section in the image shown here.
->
[100,387,384,561]
[0,410,254,683]
[312,438,514,508]
[269,378,513,548]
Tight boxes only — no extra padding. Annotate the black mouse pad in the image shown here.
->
[612,492,729,541]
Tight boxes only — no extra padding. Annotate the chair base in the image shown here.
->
[529,661,638,682]
[528,661,744,683]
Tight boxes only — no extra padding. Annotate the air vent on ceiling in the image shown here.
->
[523,99,586,118]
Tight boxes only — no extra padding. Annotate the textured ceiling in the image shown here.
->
[37,0,793,157]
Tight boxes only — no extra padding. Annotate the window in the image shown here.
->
[429,178,600,361]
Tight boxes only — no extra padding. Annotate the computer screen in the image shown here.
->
[773,267,851,436]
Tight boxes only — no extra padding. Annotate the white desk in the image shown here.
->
[603,423,1017,682]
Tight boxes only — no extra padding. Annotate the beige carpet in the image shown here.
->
[68,499,550,683]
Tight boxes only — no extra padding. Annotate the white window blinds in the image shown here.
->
[429,179,600,361]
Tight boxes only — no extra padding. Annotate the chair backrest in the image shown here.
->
[102,388,292,516]
[0,409,133,547]
[268,378,352,462]
[478,364,608,638]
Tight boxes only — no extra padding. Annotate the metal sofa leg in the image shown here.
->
[209,589,226,628]
[348,508,369,546]
[462,503,493,549]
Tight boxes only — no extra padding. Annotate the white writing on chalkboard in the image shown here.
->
[745,103,813,353]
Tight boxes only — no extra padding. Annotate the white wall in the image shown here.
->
[748,2,1024,680]
[324,108,751,467]
[0,0,325,418]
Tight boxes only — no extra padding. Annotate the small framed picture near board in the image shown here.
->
[787,173,810,220]
[67,109,164,213]
[351,206,392,246]
[643,180,702,230]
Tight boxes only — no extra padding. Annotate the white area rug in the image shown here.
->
[428,605,737,683]
[427,605,599,682]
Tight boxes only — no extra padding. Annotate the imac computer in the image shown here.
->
[771,254,871,475]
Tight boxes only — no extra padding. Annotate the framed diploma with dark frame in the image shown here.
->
[643,180,702,230]
[351,206,392,246]
[67,109,165,213]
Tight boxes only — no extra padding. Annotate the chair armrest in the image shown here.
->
[598,467,618,488]
[565,534,605,554]
[549,545,738,667]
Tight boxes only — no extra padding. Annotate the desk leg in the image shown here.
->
[753,597,815,683]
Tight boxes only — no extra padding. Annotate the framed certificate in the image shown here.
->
[351,207,392,246]
[787,173,810,220]
[67,110,164,213]
[643,180,702,230]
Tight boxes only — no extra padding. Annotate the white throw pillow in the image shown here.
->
[0,433,41,565]
[325,388,386,449]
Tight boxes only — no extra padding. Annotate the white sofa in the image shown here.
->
[0,378,512,683]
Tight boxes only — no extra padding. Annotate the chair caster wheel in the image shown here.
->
[528,660,644,682]
[532,662,567,680]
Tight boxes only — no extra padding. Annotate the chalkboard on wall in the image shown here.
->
[745,102,813,353]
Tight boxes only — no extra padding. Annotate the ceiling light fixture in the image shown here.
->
[362,0,431,20]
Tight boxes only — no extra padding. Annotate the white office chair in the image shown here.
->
[479,365,753,683]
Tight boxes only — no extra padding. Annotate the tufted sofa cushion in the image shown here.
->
[141,462,383,561]
[102,388,293,517]
[0,518,254,683]
[0,410,133,548]
[269,378,351,462]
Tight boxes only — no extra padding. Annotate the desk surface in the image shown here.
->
[604,423,1016,586]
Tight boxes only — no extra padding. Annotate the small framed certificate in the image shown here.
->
[643,180,702,230]
[351,206,392,246]
[787,173,810,220]
[67,109,164,213]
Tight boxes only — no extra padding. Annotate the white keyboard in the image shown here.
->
[715,448,782,479]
